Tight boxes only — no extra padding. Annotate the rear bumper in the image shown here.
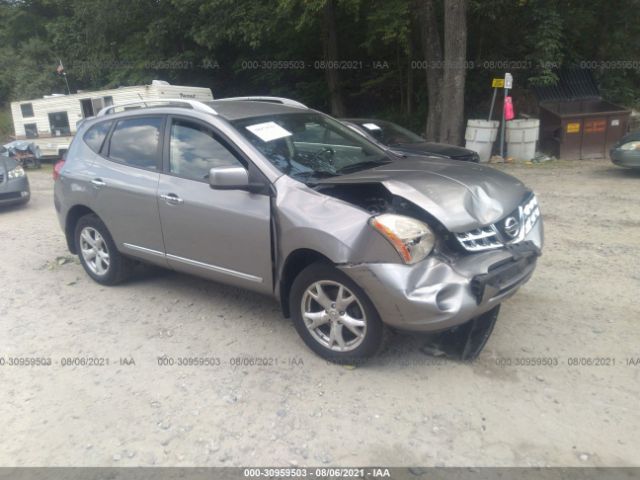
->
[0,176,30,206]
[340,222,542,333]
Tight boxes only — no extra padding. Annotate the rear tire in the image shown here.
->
[74,214,133,285]
[289,262,385,363]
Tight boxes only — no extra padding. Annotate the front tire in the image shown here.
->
[74,214,133,285]
[289,262,385,363]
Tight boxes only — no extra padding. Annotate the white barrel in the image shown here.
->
[506,119,540,161]
[464,120,499,163]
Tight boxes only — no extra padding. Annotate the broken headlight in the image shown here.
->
[370,214,435,264]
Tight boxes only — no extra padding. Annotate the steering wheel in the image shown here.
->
[312,146,335,165]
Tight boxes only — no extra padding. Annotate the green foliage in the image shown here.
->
[525,0,564,86]
[0,0,638,125]
[0,106,14,142]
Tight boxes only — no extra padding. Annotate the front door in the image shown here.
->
[157,116,272,293]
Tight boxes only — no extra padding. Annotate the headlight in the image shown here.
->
[370,214,435,264]
[619,141,640,151]
[8,165,25,179]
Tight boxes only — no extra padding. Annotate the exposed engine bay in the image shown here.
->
[313,182,455,250]
[313,182,398,215]
[312,182,538,361]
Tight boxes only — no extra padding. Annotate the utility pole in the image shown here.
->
[499,72,513,158]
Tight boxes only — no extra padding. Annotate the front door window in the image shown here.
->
[169,119,243,181]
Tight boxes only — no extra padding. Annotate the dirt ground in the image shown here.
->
[0,160,639,467]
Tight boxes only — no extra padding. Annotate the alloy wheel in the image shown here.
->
[79,226,110,276]
[301,280,367,352]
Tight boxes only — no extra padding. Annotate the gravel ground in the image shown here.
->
[0,160,639,467]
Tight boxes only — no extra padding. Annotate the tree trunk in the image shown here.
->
[418,0,443,141]
[406,35,414,115]
[322,0,346,117]
[440,0,467,145]
[397,43,405,112]
[406,61,414,115]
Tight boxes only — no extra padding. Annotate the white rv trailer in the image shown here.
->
[10,81,213,158]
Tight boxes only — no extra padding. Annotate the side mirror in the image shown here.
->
[209,166,249,190]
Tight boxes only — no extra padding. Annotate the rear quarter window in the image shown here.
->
[83,121,113,153]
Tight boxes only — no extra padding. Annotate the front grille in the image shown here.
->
[521,195,541,236]
[0,173,4,183]
[455,226,502,251]
[456,195,541,252]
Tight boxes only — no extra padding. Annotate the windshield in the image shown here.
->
[232,112,390,182]
[356,120,424,146]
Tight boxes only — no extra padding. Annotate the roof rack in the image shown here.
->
[215,96,307,109]
[97,99,217,116]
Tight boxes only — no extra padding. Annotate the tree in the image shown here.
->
[525,0,564,86]
[440,0,467,145]
[417,0,468,145]
[417,0,443,141]
[322,0,346,116]
[278,0,357,115]
[0,0,639,134]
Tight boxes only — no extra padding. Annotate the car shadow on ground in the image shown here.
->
[125,261,282,315]
[590,165,640,179]
[0,202,30,214]
[122,263,481,366]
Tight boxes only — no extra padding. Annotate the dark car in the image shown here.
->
[610,131,640,169]
[342,118,480,162]
[0,155,30,207]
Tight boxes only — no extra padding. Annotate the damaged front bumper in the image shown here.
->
[339,231,541,333]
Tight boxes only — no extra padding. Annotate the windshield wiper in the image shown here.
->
[296,170,339,184]
[336,159,391,174]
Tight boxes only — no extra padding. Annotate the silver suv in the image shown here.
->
[54,97,543,362]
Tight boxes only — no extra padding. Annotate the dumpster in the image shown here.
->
[535,70,631,160]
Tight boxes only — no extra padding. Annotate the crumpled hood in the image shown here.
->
[317,157,531,232]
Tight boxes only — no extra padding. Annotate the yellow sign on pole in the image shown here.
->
[492,78,505,88]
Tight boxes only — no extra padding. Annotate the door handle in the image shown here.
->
[160,193,184,205]
[91,178,106,188]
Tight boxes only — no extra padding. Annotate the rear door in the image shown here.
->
[90,115,167,265]
[157,116,272,293]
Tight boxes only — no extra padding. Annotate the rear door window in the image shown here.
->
[108,117,163,170]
